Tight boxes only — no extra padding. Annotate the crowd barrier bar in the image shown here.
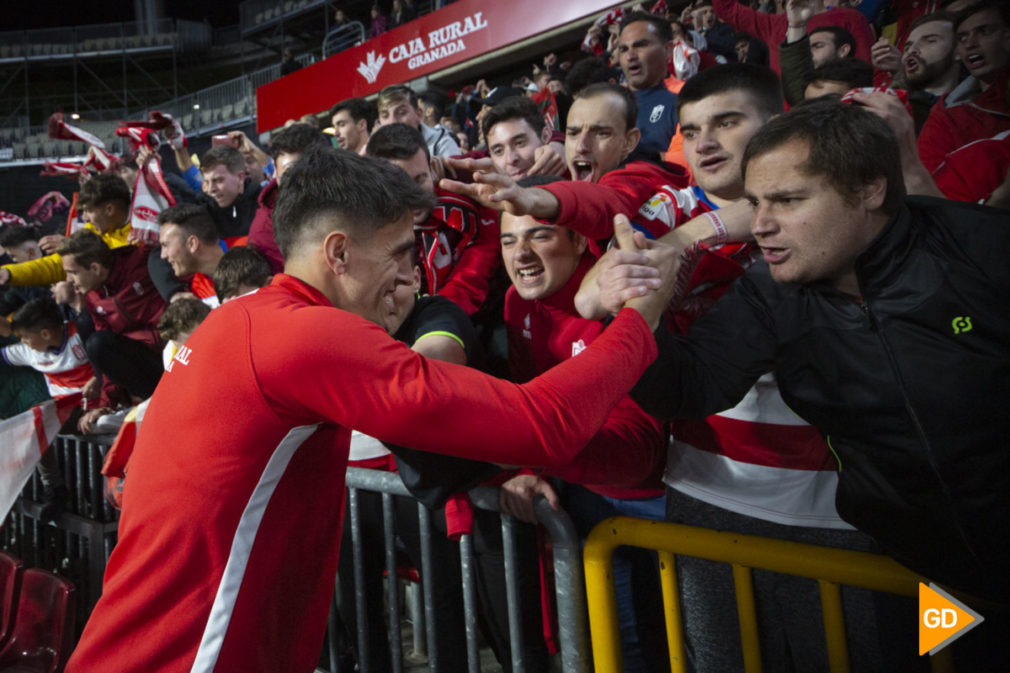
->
[584,516,954,673]
[338,467,591,673]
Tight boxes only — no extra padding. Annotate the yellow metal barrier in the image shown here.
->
[584,517,954,673]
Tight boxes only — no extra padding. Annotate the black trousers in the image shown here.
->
[85,330,163,399]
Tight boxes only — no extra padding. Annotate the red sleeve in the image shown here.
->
[247,207,284,275]
[932,138,1010,203]
[541,161,689,239]
[546,395,665,489]
[917,103,957,174]
[711,0,784,46]
[809,9,875,64]
[258,306,658,469]
[438,213,501,315]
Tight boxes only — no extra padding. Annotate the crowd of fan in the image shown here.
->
[1,0,1008,670]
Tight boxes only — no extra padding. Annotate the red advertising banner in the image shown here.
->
[256,0,620,132]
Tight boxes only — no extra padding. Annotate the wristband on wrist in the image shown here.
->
[703,210,728,245]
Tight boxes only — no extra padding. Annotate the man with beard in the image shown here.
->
[872,12,962,133]
[918,0,1010,172]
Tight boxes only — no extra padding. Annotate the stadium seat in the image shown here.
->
[0,568,76,673]
[0,46,9,58]
[181,113,193,129]
[0,553,24,652]
[12,143,25,160]
[254,12,264,25]
[221,103,234,120]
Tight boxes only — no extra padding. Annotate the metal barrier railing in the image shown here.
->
[0,443,595,668]
[0,434,117,635]
[322,22,366,60]
[333,467,591,673]
[583,516,954,673]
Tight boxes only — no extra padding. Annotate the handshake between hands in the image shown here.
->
[578,214,683,331]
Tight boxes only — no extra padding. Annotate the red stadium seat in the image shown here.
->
[0,569,76,673]
[0,553,24,652]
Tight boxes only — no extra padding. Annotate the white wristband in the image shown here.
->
[704,210,728,245]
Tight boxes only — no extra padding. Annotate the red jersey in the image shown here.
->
[67,273,656,673]
[918,70,1010,174]
[0,322,92,397]
[86,244,165,348]
[539,160,690,256]
[506,256,666,498]
[711,0,874,73]
[633,188,849,528]
[417,188,501,315]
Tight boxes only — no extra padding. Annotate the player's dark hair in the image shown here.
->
[157,203,219,245]
[213,246,273,299]
[366,123,430,161]
[742,98,905,215]
[677,63,784,118]
[273,146,435,258]
[330,97,378,133]
[578,82,638,131]
[10,298,63,334]
[482,96,546,140]
[619,10,674,43]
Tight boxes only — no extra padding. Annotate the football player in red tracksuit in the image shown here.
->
[65,146,674,673]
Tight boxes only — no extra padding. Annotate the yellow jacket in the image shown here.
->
[2,220,132,286]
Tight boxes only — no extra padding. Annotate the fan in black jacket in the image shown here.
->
[600,100,1008,667]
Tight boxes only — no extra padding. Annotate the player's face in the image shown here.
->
[339,215,417,328]
[5,242,40,264]
[18,329,49,352]
[386,148,434,194]
[378,100,422,128]
[680,90,768,202]
[955,8,1010,83]
[745,139,885,296]
[486,118,545,179]
[903,20,956,88]
[384,265,421,335]
[274,151,301,185]
[202,164,246,209]
[500,213,586,302]
[82,202,118,233]
[565,93,639,183]
[159,223,196,277]
[616,21,671,91]
[332,110,367,153]
[61,254,104,294]
[809,31,840,68]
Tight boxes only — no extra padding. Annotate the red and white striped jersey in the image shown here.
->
[635,186,850,528]
[1,322,93,397]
